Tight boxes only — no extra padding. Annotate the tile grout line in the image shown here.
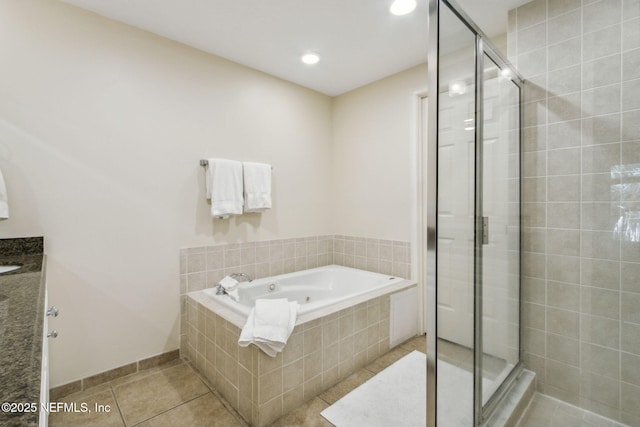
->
[109,385,127,427]
[127,392,212,427]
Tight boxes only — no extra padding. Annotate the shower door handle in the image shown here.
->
[482,217,489,245]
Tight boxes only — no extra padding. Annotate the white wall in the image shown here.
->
[0,0,333,386]
[331,64,427,242]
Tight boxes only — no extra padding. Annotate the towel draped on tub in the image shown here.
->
[238,298,299,357]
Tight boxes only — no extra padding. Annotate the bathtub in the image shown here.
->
[189,264,415,328]
[184,265,416,426]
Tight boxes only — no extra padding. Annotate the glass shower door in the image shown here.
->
[479,50,521,410]
[428,1,523,425]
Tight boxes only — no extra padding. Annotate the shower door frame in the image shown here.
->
[426,0,525,425]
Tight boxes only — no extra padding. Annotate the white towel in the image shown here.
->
[243,162,272,213]
[238,298,299,357]
[205,158,244,219]
[0,166,8,219]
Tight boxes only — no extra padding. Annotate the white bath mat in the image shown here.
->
[320,350,426,427]
[320,350,489,427]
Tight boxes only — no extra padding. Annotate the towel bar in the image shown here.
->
[199,159,272,169]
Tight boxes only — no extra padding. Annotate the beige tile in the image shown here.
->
[581,343,620,379]
[548,120,579,150]
[317,369,374,406]
[547,281,580,311]
[303,375,323,401]
[303,351,322,381]
[546,229,579,257]
[303,326,322,355]
[547,255,579,284]
[621,352,640,386]
[322,319,340,346]
[547,203,580,229]
[188,252,206,273]
[364,346,410,374]
[624,48,640,82]
[518,22,547,54]
[547,307,579,339]
[400,335,426,353]
[83,363,137,390]
[580,372,620,409]
[546,334,579,366]
[623,110,640,141]
[523,177,547,202]
[259,368,283,405]
[109,359,184,389]
[283,359,304,393]
[271,397,332,427]
[581,258,620,290]
[524,327,546,357]
[621,292,640,324]
[135,393,245,427]
[624,0,640,20]
[583,0,621,33]
[548,10,580,45]
[49,389,124,427]
[584,25,621,62]
[548,93,581,125]
[517,0,546,29]
[523,123,547,151]
[113,363,209,426]
[582,114,621,145]
[522,202,546,227]
[622,321,640,355]
[581,314,620,349]
[50,380,82,401]
[583,54,622,90]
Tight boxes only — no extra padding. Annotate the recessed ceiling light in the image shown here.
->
[390,0,417,16]
[301,53,320,65]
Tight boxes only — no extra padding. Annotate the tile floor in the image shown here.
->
[515,393,627,427]
[50,335,426,427]
[50,335,625,427]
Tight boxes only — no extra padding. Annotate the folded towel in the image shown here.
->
[243,162,272,213]
[238,298,299,357]
[0,167,8,219]
[219,276,239,301]
[205,158,243,219]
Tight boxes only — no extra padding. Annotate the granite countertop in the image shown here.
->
[0,237,46,427]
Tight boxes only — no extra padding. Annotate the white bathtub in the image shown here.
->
[189,264,416,328]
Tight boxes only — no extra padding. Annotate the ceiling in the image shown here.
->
[60,0,530,96]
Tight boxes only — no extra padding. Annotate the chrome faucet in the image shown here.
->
[216,272,253,295]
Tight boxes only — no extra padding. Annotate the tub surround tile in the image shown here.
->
[184,293,393,427]
[178,234,411,426]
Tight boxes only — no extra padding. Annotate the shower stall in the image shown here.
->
[427,0,525,425]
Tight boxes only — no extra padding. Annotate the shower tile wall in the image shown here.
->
[510,0,640,424]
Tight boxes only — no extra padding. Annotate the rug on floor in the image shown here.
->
[320,350,491,427]
[320,350,426,427]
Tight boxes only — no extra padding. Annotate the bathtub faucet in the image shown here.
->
[216,272,253,295]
